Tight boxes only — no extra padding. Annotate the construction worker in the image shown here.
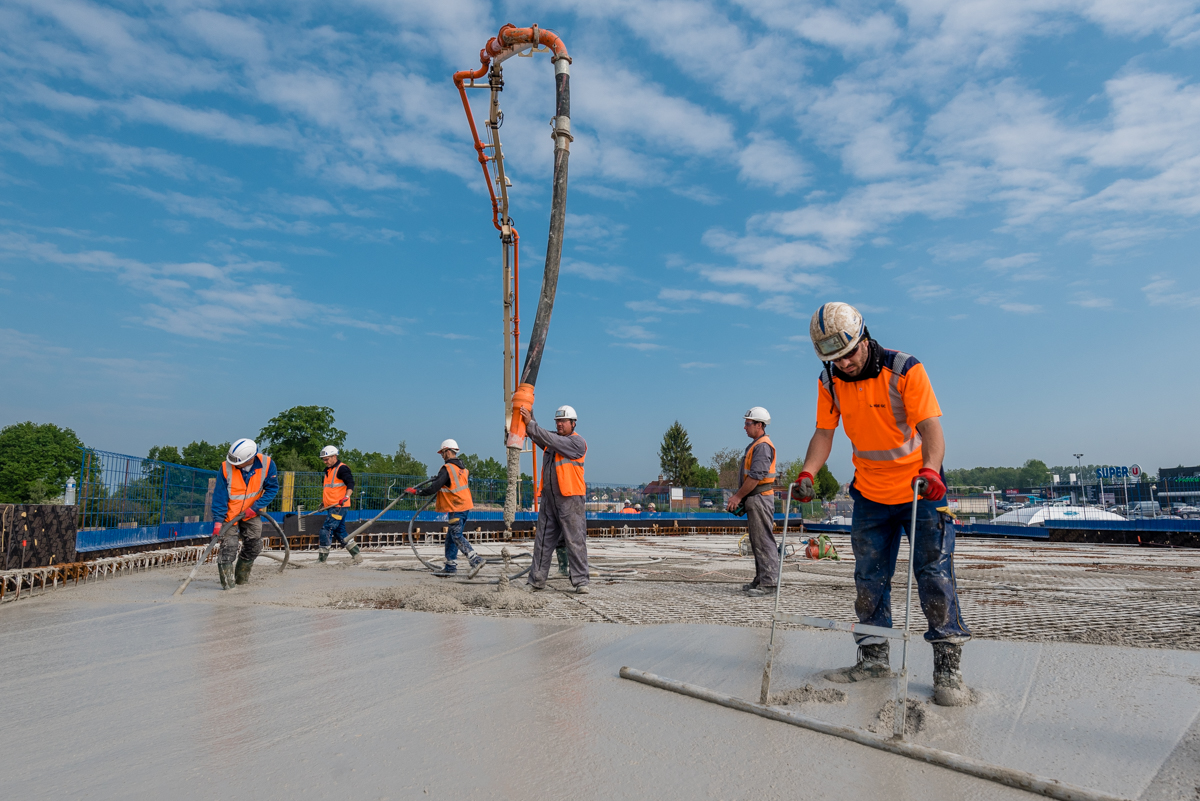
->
[620,501,638,514]
[519,404,589,593]
[317,446,362,564]
[210,439,279,589]
[725,407,778,597]
[406,440,484,578]
[794,302,971,706]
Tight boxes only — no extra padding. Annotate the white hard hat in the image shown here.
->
[227,438,258,465]
[634,504,642,510]
[744,406,771,425]
[320,446,339,459]
[438,439,460,453]
[554,405,578,422]
[810,302,865,361]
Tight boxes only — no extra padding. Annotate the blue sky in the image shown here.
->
[2,0,1199,483]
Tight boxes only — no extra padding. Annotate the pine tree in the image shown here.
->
[658,421,698,485]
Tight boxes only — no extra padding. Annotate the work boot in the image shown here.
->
[932,642,972,706]
[438,561,457,577]
[575,584,590,595]
[522,582,544,593]
[317,547,330,563]
[823,642,892,683]
[745,586,773,597]
[556,546,569,576]
[344,537,363,565]
[218,561,236,590]
[742,580,760,591]
[467,553,485,579]
[234,557,254,586]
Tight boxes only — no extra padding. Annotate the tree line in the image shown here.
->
[656,420,841,500]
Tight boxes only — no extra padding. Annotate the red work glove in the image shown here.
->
[917,468,946,501]
[212,522,221,537]
[791,472,815,502]
[340,497,352,507]
[242,507,258,520]
[405,487,417,495]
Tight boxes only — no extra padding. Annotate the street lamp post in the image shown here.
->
[1074,454,1085,507]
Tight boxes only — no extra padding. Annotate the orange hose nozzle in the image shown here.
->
[506,383,535,448]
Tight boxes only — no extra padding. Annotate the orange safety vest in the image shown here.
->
[741,435,777,497]
[436,463,473,512]
[222,455,273,522]
[553,435,587,497]
[322,463,349,508]
[620,507,637,514]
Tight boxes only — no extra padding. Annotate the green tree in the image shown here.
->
[710,446,742,490]
[459,453,506,481]
[258,406,346,472]
[147,445,182,464]
[815,465,840,500]
[181,440,229,471]
[691,465,719,488]
[659,421,698,485]
[0,422,86,503]
[340,442,427,477]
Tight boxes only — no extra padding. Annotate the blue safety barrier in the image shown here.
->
[1046,518,1200,532]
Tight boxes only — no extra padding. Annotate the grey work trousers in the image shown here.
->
[217,516,264,565]
[528,494,588,588]
[745,493,779,588]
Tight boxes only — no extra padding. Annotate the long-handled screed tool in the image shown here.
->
[619,478,1131,801]
[174,512,244,597]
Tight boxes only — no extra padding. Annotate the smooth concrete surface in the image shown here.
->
[1,569,1198,800]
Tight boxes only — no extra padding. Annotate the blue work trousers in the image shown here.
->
[319,508,349,549]
[444,510,474,565]
[849,483,971,645]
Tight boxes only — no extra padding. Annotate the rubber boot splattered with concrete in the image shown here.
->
[932,642,972,706]
[824,642,893,683]
[234,557,254,585]
[439,560,457,577]
[343,537,363,565]
[556,546,569,577]
[467,553,485,579]
[218,561,236,590]
[317,547,330,563]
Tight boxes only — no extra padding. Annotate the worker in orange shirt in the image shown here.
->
[210,438,278,589]
[317,446,362,564]
[793,302,971,706]
[407,439,484,578]
[519,404,589,594]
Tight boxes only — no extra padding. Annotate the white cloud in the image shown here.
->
[1143,276,1200,307]
[659,288,752,307]
[562,259,627,282]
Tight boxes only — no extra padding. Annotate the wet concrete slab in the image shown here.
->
[1,565,1198,800]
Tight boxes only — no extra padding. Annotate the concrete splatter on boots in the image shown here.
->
[823,642,892,683]
[317,547,330,563]
[932,642,972,706]
[556,546,569,577]
[234,557,254,586]
[344,538,363,565]
[218,562,236,590]
[467,553,485,579]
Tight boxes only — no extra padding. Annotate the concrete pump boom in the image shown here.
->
[453,24,572,532]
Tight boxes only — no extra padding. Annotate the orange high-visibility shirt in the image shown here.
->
[816,349,941,505]
[221,455,274,522]
[322,463,349,508]
[436,463,474,512]
[553,436,586,497]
